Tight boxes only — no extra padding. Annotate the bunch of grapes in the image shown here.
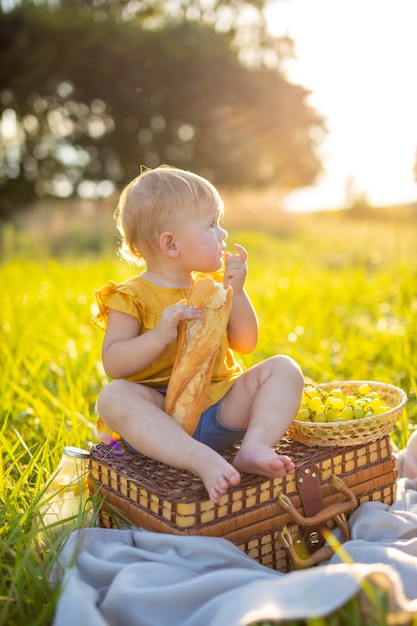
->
[296,383,391,423]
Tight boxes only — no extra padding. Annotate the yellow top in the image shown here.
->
[92,271,243,412]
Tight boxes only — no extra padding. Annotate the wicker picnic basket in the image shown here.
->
[89,434,397,572]
[288,381,407,447]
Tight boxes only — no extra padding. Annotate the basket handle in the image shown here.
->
[279,513,350,569]
[278,473,356,569]
[278,474,357,527]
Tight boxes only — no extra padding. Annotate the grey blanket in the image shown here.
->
[53,463,417,625]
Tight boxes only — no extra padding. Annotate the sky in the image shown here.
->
[265,0,417,211]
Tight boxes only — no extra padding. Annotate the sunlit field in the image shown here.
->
[1,194,417,625]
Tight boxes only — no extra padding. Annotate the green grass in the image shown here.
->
[1,201,417,625]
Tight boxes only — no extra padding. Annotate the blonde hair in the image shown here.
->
[114,165,224,265]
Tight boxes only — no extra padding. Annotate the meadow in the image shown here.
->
[1,195,417,625]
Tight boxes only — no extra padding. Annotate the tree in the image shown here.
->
[0,0,325,218]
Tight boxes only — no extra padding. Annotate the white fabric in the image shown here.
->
[52,437,417,626]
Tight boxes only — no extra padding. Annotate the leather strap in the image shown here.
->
[296,465,327,552]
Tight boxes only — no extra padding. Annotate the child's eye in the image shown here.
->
[210,220,217,228]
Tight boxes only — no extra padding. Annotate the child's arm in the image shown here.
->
[102,304,202,379]
[224,244,258,354]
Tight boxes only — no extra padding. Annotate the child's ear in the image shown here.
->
[159,232,179,257]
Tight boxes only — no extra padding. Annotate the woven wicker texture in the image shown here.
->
[90,436,396,528]
[90,436,397,571]
[89,435,398,571]
[289,381,407,447]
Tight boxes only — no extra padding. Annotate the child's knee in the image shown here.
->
[96,380,126,417]
[269,355,304,383]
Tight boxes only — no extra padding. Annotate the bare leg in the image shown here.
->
[219,355,304,478]
[97,380,241,503]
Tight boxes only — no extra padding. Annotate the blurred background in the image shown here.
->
[0,0,416,249]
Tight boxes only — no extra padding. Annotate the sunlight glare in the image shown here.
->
[266,0,417,211]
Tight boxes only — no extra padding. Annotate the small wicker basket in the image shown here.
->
[288,380,407,447]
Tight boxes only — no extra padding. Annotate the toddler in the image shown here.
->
[94,165,304,502]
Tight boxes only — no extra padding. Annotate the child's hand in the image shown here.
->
[156,303,202,345]
[224,244,248,293]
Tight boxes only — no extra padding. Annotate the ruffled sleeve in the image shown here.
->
[92,280,144,331]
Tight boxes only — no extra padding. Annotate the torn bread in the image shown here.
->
[164,277,233,435]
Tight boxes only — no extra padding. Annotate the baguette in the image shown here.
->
[164,277,233,435]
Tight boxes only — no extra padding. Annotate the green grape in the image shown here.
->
[300,383,392,425]
[373,404,390,415]
[326,408,341,422]
[308,396,323,411]
[331,397,345,410]
[302,386,319,402]
[355,398,367,409]
[340,406,354,421]
[370,397,383,412]
[358,383,371,395]
[346,394,356,407]
[331,388,345,399]
[296,408,310,421]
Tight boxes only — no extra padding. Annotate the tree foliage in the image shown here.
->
[0,0,326,218]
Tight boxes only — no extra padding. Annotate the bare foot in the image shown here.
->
[190,449,241,503]
[233,441,295,478]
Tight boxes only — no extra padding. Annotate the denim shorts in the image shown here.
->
[192,399,246,451]
[123,387,246,453]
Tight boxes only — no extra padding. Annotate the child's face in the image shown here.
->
[177,200,227,273]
